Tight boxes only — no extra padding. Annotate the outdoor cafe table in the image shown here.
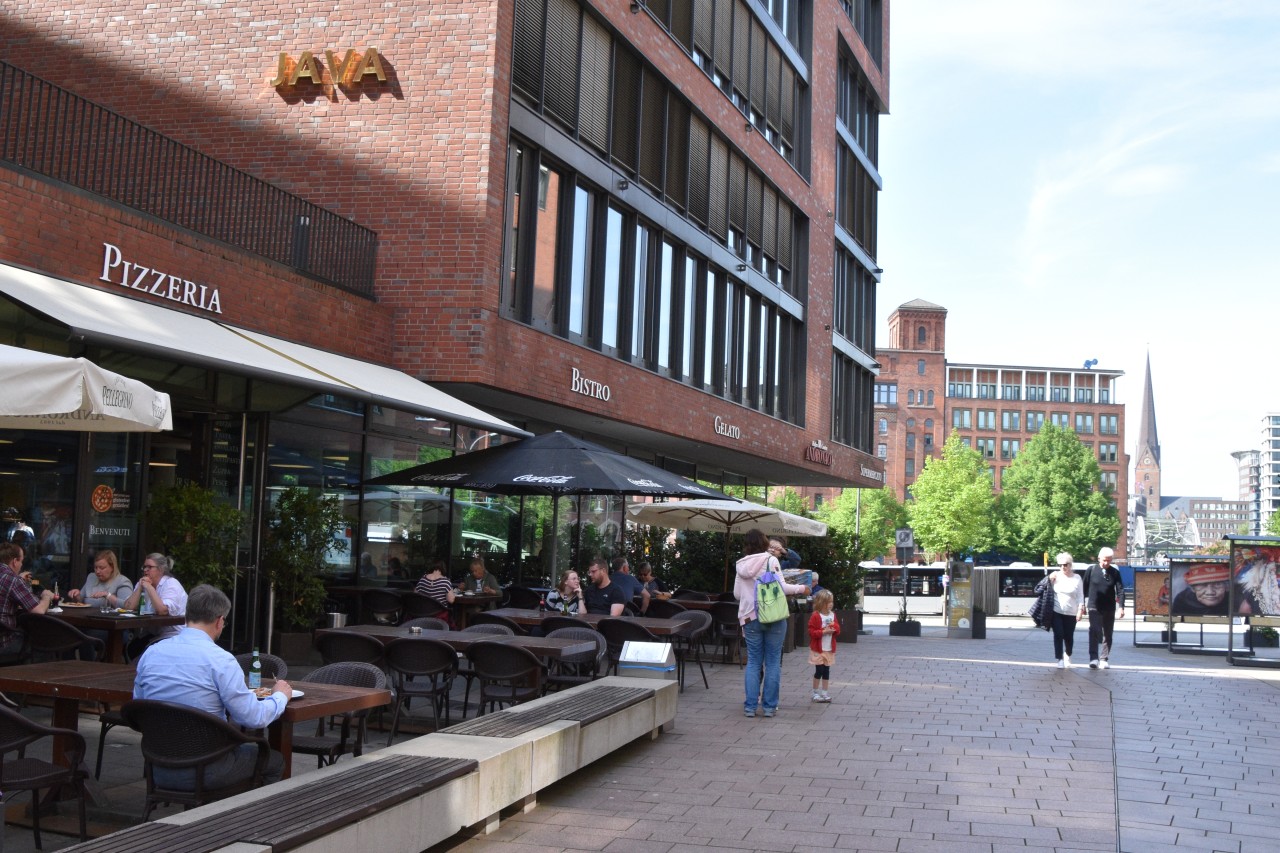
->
[0,659,390,780]
[485,607,692,637]
[313,624,597,659]
[451,591,502,628]
[50,606,185,663]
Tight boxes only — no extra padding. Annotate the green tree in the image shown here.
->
[1267,511,1280,537]
[261,487,348,631]
[996,422,1121,562]
[144,481,245,590]
[907,431,994,558]
[819,487,907,564]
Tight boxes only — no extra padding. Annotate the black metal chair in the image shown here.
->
[469,611,527,635]
[402,616,450,632]
[361,587,404,625]
[17,612,104,662]
[401,592,451,622]
[503,586,543,609]
[543,627,608,692]
[673,589,711,601]
[234,652,288,680]
[644,598,688,618]
[709,601,743,666]
[0,705,88,848]
[464,641,543,715]
[291,662,387,768]
[383,638,457,744]
[120,699,268,821]
[541,615,592,634]
[457,624,514,717]
[595,617,661,676]
[670,609,711,690]
[314,630,385,666]
[716,591,737,602]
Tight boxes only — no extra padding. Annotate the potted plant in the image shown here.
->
[144,481,245,591]
[889,596,921,637]
[261,487,347,663]
[1249,625,1279,648]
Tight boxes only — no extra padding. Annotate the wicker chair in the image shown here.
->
[469,611,527,635]
[234,652,288,681]
[402,616,450,632]
[503,586,543,609]
[291,662,386,768]
[457,623,515,717]
[595,617,661,676]
[383,638,457,743]
[541,615,592,634]
[670,609,712,690]
[17,612,104,662]
[543,627,608,692]
[643,598,688,618]
[672,589,711,601]
[464,641,543,715]
[401,592,451,621]
[0,705,88,847]
[120,699,268,820]
[314,630,385,666]
[709,601,743,666]
[361,587,404,625]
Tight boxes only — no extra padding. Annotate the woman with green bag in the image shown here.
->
[734,529,810,719]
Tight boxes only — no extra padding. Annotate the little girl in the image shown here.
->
[807,589,840,702]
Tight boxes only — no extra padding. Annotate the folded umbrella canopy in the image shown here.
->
[626,498,827,592]
[0,343,173,431]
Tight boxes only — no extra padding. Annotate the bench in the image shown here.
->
[440,685,651,736]
[62,754,477,853]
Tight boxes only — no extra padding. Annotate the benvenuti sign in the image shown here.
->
[271,48,387,89]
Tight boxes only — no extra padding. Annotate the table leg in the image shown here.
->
[269,719,295,779]
[105,632,125,664]
[44,697,109,808]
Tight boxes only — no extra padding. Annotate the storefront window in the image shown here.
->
[1,431,78,591]
[85,432,145,583]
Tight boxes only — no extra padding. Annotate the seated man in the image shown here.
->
[582,557,628,616]
[609,556,649,613]
[134,584,292,787]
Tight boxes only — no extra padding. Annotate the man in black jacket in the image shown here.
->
[1083,547,1125,669]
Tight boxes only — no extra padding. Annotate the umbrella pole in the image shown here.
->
[549,495,560,590]
[722,527,732,593]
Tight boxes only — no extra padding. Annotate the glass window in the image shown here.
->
[878,418,888,434]
[656,240,675,371]
[952,409,971,429]
[567,184,593,339]
[601,207,625,351]
[874,382,897,405]
[917,359,925,375]
[530,165,561,332]
[1002,410,1021,431]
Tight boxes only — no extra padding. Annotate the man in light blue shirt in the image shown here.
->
[134,584,292,786]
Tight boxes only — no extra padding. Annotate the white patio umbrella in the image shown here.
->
[626,498,827,591]
[0,343,173,431]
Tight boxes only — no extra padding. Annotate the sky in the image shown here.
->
[876,1,1280,499]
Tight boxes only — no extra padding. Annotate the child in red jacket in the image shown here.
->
[807,589,840,703]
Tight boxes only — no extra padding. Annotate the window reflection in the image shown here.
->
[531,165,560,331]
[602,207,623,351]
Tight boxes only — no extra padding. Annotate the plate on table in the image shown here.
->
[60,602,91,608]
[254,687,306,699]
[112,610,138,617]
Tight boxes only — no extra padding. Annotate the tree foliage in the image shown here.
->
[819,487,907,564]
[907,431,994,557]
[1267,511,1280,537]
[995,423,1121,562]
[144,481,245,591]
[262,487,348,631]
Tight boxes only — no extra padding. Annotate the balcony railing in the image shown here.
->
[0,61,377,297]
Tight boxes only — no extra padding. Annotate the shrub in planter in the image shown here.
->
[144,481,245,591]
[261,487,347,641]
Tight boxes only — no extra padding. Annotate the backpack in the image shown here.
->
[755,570,789,624]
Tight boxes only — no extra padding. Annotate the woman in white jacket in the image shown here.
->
[735,529,809,718]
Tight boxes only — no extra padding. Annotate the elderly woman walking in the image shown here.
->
[1049,552,1085,668]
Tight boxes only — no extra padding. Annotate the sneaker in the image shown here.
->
[744,708,756,718]
[1056,658,1065,669]
[1089,659,1099,669]
[1100,660,1110,669]
[762,708,776,718]
[1063,654,1071,668]
[820,691,831,703]
[812,692,823,703]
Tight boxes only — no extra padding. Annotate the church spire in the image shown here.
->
[1136,352,1159,463]
[1133,352,1162,513]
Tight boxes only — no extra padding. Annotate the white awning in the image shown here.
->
[0,263,528,437]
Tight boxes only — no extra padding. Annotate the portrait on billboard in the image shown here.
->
[1169,562,1231,617]
[1233,545,1280,616]
[1133,570,1169,617]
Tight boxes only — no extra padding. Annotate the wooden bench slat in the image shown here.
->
[441,686,652,737]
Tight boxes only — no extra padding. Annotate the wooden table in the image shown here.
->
[0,660,390,780]
[314,624,596,660]
[485,608,691,637]
[451,592,501,628]
[49,606,186,663]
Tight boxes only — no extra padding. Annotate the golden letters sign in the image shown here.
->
[271,48,387,89]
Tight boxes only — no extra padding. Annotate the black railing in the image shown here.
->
[0,60,377,298]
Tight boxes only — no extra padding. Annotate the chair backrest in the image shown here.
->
[460,623,515,637]
[469,612,526,634]
[671,609,712,638]
[314,630,385,665]
[361,588,404,625]
[16,612,103,661]
[645,599,687,618]
[541,615,591,634]
[710,600,740,627]
[401,592,449,619]
[673,589,711,601]
[306,661,388,691]
[383,638,458,680]
[503,586,542,609]
[464,640,542,684]
[234,652,288,681]
[546,626,608,670]
[402,616,450,632]
[595,617,659,658]
[120,699,259,772]
[0,705,87,768]
[716,591,737,602]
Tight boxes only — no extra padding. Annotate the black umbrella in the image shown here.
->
[365,431,732,499]
[364,431,735,581]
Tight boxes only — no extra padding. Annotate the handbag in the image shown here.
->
[755,570,789,624]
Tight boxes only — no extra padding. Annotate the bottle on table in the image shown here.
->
[248,647,262,690]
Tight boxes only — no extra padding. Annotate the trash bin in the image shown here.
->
[325,612,348,629]
[971,608,986,640]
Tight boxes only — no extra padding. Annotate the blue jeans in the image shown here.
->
[743,618,788,713]
[153,743,284,791]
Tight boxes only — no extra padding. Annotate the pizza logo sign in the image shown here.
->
[91,485,114,513]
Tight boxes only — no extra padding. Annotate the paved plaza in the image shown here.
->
[4,618,1279,852]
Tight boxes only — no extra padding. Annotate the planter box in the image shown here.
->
[272,630,314,665]
[888,620,921,637]
[1249,630,1279,648]
[833,609,859,643]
